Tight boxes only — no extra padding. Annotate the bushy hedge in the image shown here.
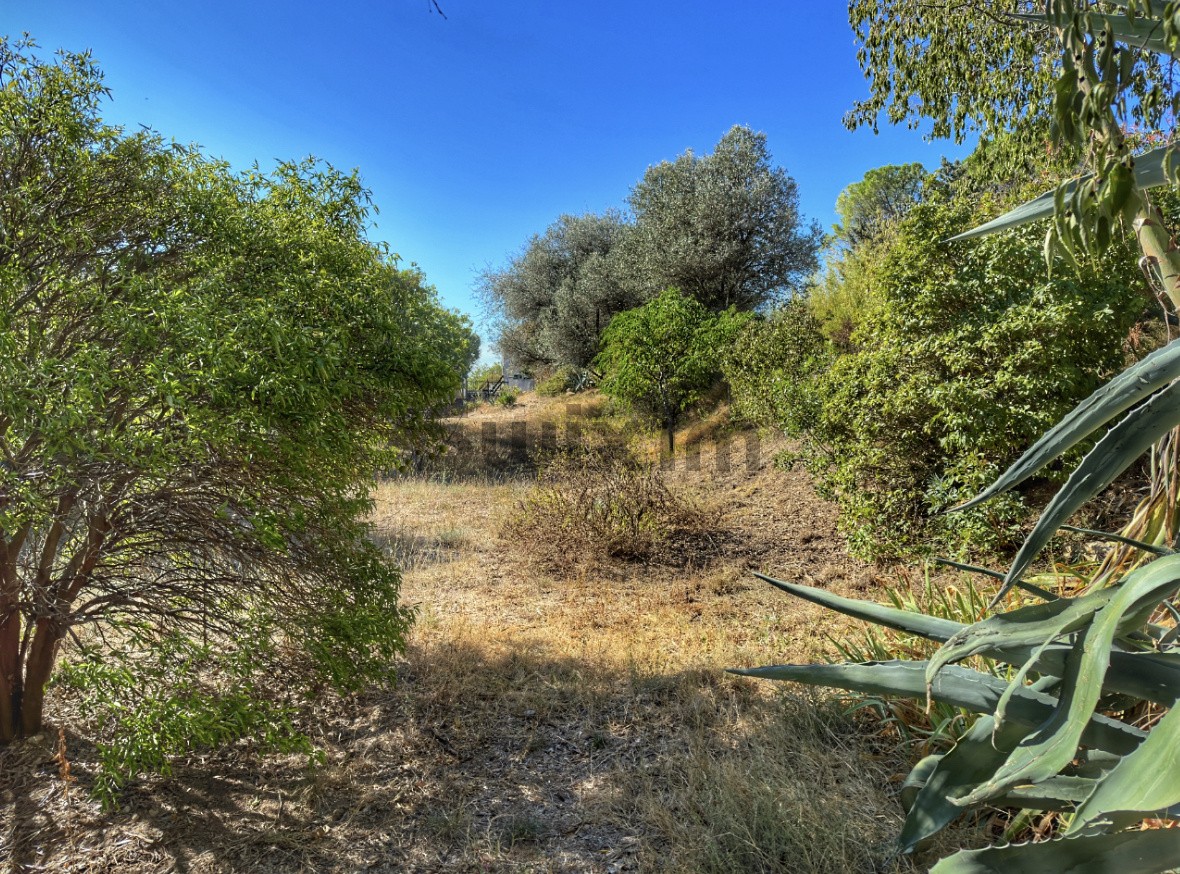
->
[730,170,1152,559]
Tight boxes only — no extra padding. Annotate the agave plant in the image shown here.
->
[733,3,1180,869]
[734,338,1180,869]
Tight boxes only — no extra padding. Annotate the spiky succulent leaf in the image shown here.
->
[1070,698,1180,833]
[955,556,1180,806]
[949,145,1175,242]
[955,338,1180,514]
[929,828,1180,873]
[728,661,1145,754]
[1002,384,1180,593]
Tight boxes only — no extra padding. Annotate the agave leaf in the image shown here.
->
[1002,384,1180,593]
[930,557,1058,600]
[956,556,1180,807]
[996,775,1099,808]
[728,660,1144,754]
[900,715,1027,852]
[927,587,1116,679]
[929,828,1180,873]
[949,145,1174,243]
[1010,11,1176,56]
[752,573,964,640]
[1070,696,1180,833]
[755,576,1180,704]
[1060,523,1175,556]
[955,337,1180,513]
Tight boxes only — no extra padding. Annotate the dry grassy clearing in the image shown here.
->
[2,394,960,872]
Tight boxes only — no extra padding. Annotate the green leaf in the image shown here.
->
[927,587,1116,681]
[955,337,1180,513]
[729,660,1145,754]
[956,555,1180,806]
[900,715,1028,852]
[929,828,1180,874]
[1070,696,1180,833]
[756,576,1180,705]
[949,145,1175,242]
[752,573,964,640]
[1010,11,1177,58]
[1002,384,1180,592]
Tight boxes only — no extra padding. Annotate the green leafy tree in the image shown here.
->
[846,0,1170,145]
[596,289,747,453]
[478,211,639,368]
[833,162,925,245]
[0,39,474,743]
[623,125,822,312]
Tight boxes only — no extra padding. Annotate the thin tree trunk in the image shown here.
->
[0,609,19,743]
[19,617,61,738]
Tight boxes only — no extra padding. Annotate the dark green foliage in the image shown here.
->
[596,290,749,453]
[722,300,830,437]
[833,162,925,245]
[809,183,1144,558]
[535,365,581,396]
[0,38,470,744]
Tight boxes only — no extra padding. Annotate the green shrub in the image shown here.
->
[789,162,1148,559]
[496,388,520,406]
[54,626,318,807]
[722,298,830,436]
[536,365,581,396]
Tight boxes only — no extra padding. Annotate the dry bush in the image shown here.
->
[509,446,724,570]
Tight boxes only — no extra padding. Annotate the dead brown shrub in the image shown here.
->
[508,446,724,570]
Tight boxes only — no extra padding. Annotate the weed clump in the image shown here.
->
[508,446,721,570]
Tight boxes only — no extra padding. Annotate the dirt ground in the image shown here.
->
[1,394,941,873]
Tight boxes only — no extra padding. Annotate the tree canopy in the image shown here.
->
[833,162,925,245]
[846,0,1170,145]
[624,125,821,312]
[478,211,637,369]
[0,38,476,742]
[596,289,747,453]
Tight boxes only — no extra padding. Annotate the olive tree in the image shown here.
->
[0,39,475,742]
[623,125,822,312]
[478,211,639,369]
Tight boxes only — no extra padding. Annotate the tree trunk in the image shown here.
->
[19,617,61,739]
[0,609,20,743]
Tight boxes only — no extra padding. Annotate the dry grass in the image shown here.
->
[2,392,963,872]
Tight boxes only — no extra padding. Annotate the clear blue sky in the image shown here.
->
[6,1,972,354]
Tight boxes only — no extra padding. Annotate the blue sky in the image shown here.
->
[7,1,972,354]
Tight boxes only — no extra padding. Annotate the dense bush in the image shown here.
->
[0,39,471,751]
[535,365,582,396]
[811,182,1145,558]
[734,159,1153,559]
[722,299,830,437]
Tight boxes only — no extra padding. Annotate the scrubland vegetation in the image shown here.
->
[9,2,1180,872]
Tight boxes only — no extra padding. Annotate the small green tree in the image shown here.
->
[596,289,746,453]
[0,38,474,743]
